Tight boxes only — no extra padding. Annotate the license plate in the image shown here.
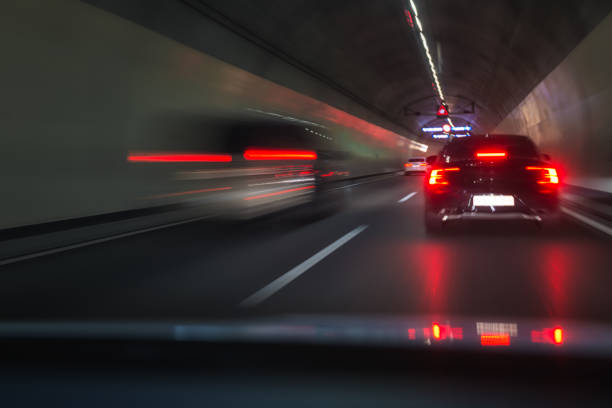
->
[473,195,515,207]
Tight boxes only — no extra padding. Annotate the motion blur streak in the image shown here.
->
[525,167,560,184]
[409,244,451,313]
[480,334,511,346]
[407,329,416,340]
[541,246,572,317]
[150,187,232,199]
[127,153,232,163]
[243,149,317,161]
[243,186,315,201]
[531,327,564,345]
[451,327,464,340]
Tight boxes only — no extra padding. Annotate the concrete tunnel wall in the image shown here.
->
[495,11,612,193]
[0,0,426,230]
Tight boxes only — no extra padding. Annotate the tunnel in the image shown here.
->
[1,1,612,401]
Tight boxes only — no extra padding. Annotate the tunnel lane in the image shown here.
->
[0,175,610,324]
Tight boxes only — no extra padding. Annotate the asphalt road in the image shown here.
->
[0,175,610,323]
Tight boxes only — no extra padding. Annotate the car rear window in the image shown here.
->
[442,135,539,161]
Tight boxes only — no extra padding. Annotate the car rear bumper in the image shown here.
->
[425,191,559,222]
[441,212,542,222]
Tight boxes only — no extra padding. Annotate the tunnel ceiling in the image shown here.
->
[193,0,612,140]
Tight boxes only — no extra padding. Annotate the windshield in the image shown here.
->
[0,0,611,356]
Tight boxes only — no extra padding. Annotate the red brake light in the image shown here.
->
[553,327,563,345]
[244,149,317,161]
[128,152,232,163]
[432,323,441,340]
[428,167,459,185]
[476,151,506,159]
[405,163,412,167]
[480,334,510,346]
[525,166,559,184]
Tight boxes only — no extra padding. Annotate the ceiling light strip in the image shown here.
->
[408,0,454,127]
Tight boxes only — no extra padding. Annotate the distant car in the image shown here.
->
[404,157,428,174]
[424,134,560,232]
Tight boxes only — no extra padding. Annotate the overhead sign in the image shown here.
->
[437,104,449,118]
[422,125,472,133]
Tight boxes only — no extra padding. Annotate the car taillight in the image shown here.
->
[525,166,559,184]
[428,167,459,185]
[475,151,507,159]
[405,163,412,167]
[243,149,317,160]
[432,323,442,340]
[553,327,563,345]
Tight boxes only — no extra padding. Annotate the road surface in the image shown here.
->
[0,175,610,324]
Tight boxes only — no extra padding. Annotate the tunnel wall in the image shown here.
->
[0,0,426,230]
[495,11,612,192]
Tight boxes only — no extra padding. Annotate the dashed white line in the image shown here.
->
[398,192,417,203]
[561,207,612,237]
[331,175,397,191]
[239,225,368,308]
[0,215,215,266]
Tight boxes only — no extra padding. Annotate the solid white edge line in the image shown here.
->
[239,225,368,308]
[0,214,215,266]
[561,207,612,237]
[398,192,418,203]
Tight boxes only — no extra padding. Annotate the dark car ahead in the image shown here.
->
[424,134,560,232]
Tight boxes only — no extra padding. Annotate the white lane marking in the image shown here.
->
[561,207,612,237]
[239,225,368,308]
[0,215,215,266]
[398,192,417,203]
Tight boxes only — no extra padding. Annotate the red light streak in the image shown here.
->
[404,9,414,28]
[407,328,416,340]
[480,334,510,346]
[244,149,317,161]
[476,152,507,158]
[532,327,564,345]
[274,170,314,178]
[244,185,315,201]
[128,153,232,163]
[319,171,335,177]
[151,187,232,198]
[451,327,463,340]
